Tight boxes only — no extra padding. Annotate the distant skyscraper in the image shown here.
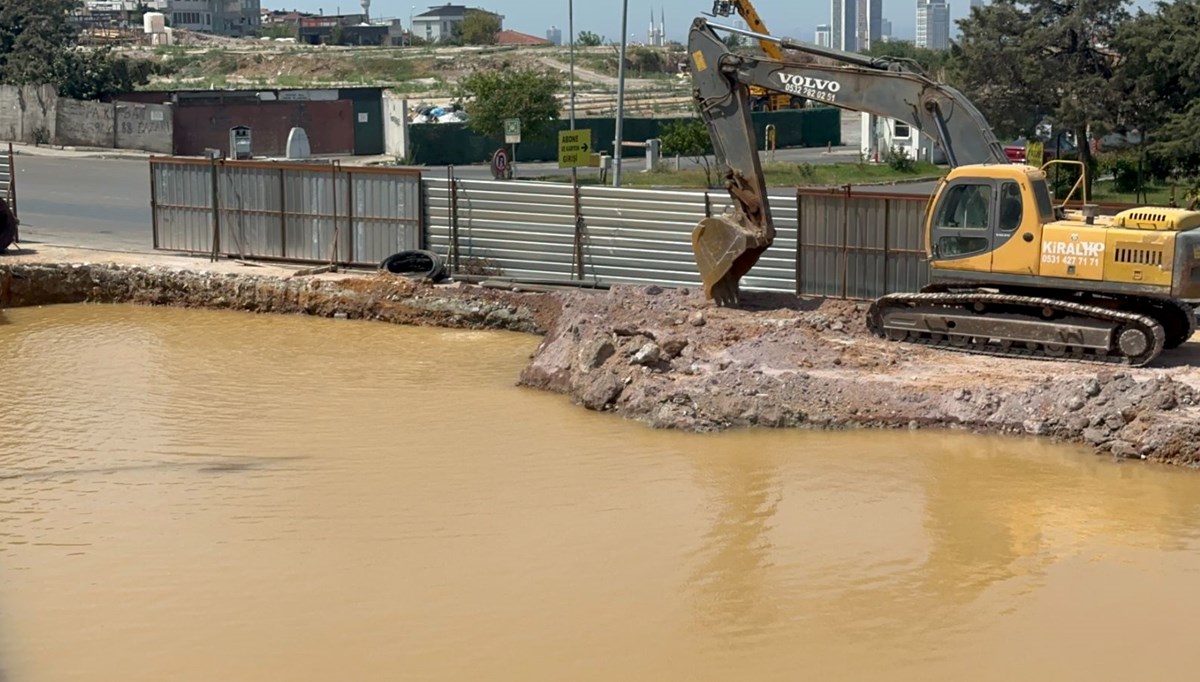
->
[880,17,892,41]
[855,0,882,51]
[547,26,562,45]
[815,23,831,48]
[831,0,857,51]
[916,0,950,49]
[970,0,985,7]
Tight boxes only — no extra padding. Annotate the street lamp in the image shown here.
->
[613,0,629,186]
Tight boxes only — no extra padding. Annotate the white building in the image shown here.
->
[831,0,857,52]
[916,0,950,50]
[815,24,831,48]
[411,4,502,43]
[168,0,260,37]
[861,115,940,165]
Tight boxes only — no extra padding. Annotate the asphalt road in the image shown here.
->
[8,153,938,254]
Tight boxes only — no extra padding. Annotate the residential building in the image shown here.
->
[815,23,831,48]
[546,26,562,45]
[831,0,856,52]
[855,0,882,51]
[496,30,552,45]
[412,4,504,43]
[168,0,260,37]
[916,0,950,50]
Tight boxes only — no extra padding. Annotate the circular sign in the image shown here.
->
[491,148,510,180]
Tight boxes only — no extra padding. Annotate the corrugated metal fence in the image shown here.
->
[796,187,931,299]
[424,178,798,293]
[151,157,421,265]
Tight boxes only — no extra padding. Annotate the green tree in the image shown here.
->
[460,9,501,45]
[456,66,563,140]
[578,31,603,47]
[1113,0,1200,178]
[723,32,745,49]
[1,0,157,98]
[863,40,955,79]
[954,0,1130,192]
[329,23,345,45]
[660,117,716,187]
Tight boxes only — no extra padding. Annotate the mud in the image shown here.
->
[4,251,1200,467]
[518,285,1200,467]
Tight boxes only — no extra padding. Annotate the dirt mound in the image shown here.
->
[519,284,1200,464]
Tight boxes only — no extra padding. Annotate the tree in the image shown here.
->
[1,0,157,99]
[1113,0,1200,178]
[661,117,716,187]
[723,32,745,50]
[578,31,603,47]
[456,65,563,140]
[953,0,1130,193]
[863,40,955,80]
[329,23,345,45]
[461,9,501,45]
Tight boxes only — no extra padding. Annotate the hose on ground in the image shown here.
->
[379,250,447,282]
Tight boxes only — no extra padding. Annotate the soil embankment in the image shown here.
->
[4,249,1200,467]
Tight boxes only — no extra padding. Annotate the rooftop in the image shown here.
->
[414,4,469,18]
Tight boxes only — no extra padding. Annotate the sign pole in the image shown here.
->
[613,0,629,187]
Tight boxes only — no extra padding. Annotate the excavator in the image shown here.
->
[687,17,1200,366]
[706,0,802,111]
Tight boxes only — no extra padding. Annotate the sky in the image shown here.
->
[274,0,1162,45]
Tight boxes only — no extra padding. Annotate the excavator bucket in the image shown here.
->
[692,212,770,306]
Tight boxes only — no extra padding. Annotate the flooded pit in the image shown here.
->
[3,303,1200,681]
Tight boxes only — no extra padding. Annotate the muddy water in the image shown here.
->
[4,305,1200,681]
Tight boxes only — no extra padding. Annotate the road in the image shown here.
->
[9,152,937,254]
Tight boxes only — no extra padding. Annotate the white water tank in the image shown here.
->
[144,12,166,34]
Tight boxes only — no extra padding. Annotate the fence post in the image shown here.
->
[278,167,287,258]
[882,198,891,297]
[448,165,460,272]
[346,168,356,264]
[149,159,158,250]
[841,184,851,299]
[209,158,221,262]
[572,174,585,279]
[795,190,803,297]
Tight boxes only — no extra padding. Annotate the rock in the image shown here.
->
[830,321,845,332]
[644,285,663,296]
[1083,427,1113,446]
[1065,415,1090,432]
[688,311,706,327]
[954,388,971,401]
[660,336,688,359]
[578,338,615,371]
[630,342,662,366]
[1083,378,1102,397]
[1065,396,1086,412]
[1104,412,1126,431]
[333,311,348,320]
[579,372,624,410]
[1109,441,1140,459]
[1023,419,1050,436]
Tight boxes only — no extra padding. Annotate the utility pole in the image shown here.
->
[568,0,576,129]
[613,0,629,186]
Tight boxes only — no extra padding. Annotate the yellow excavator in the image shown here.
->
[707,0,801,111]
[688,18,1200,366]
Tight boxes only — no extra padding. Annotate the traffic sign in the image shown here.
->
[558,128,593,169]
[504,118,521,144]
[491,147,510,179]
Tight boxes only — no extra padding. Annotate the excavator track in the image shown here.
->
[867,292,1166,367]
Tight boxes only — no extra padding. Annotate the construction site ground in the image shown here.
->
[5,246,1198,467]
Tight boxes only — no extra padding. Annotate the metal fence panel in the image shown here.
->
[152,158,421,265]
[218,165,283,259]
[152,160,214,253]
[797,189,932,299]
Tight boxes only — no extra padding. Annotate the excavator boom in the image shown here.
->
[687,17,1008,303]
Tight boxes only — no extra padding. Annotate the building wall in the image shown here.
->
[55,98,116,148]
[855,0,881,51]
[169,0,260,36]
[0,85,58,144]
[830,0,857,52]
[173,100,355,157]
[383,93,410,159]
[916,0,950,49]
[115,102,174,153]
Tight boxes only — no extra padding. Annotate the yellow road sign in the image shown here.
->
[558,129,593,169]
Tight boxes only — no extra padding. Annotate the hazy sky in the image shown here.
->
[280,0,1161,44]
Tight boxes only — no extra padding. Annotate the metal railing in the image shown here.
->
[151,157,422,265]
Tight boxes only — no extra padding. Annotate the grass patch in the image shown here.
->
[1091,180,1181,207]
[533,161,946,188]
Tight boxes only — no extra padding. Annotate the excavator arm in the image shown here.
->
[688,17,1009,304]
